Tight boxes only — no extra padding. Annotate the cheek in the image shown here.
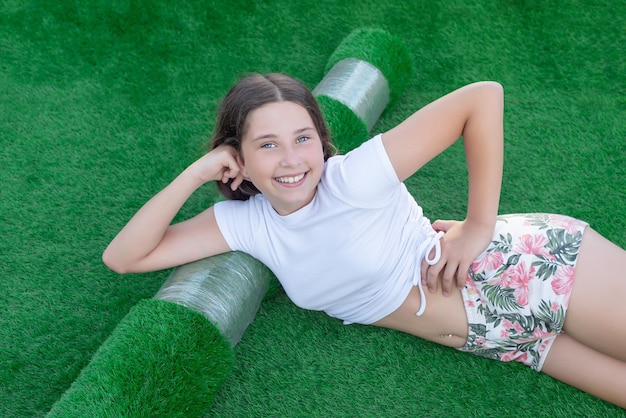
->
[239,152,273,181]
[313,143,326,165]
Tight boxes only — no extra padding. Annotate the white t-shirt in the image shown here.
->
[214,134,441,324]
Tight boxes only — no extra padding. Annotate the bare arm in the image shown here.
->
[382,82,504,294]
[102,145,245,274]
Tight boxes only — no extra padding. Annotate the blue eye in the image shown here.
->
[260,143,275,149]
[296,136,309,143]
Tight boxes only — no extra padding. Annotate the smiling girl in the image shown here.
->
[103,73,626,408]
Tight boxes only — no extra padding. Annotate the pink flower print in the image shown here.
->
[551,266,575,295]
[513,234,550,257]
[472,251,505,274]
[512,322,525,334]
[532,327,551,340]
[501,262,536,306]
[501,319,524,334]
[550,301,560,312]
[500,350,528,365]
[500,328,511,339]
[516,352,529,365]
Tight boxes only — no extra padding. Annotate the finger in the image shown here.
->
[221,158,241,182]
[441,262,459,296]
[230,172,245,191]
[425,262,444,293]
[432,219,454,232]
[221,167,236,184]
[456,261,471,288]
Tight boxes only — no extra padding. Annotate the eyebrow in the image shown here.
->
[250,127,316,143]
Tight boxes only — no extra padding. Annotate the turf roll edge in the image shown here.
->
[317,94,369,153]
[46,299,233,418]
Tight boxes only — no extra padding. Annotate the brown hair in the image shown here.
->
[210,73,335,200]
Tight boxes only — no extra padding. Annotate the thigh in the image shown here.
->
[564,228,626,361]
[542,334,626,408]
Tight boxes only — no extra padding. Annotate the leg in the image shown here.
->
[564,228,626,361]
[542,334,626,408]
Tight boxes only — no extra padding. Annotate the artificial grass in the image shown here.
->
[46,299,233,417]
[1,0,625,417]
[317,94,369,154]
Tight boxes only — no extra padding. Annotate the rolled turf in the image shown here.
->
[46,299,233,417]
[316,28,414,152]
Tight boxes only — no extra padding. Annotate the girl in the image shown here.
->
[103,73,626,408]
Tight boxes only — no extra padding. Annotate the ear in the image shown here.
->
[235,153,250,180]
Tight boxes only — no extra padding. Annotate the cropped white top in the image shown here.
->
[214,134,442,324]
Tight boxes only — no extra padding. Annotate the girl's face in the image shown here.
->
[239,101,325,216]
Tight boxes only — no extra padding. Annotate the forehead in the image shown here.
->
[245,101,315,138]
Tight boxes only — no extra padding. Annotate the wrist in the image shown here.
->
[464,216,496,236]
[177,164,209,191]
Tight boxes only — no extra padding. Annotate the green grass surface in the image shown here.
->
[1,0,624,416]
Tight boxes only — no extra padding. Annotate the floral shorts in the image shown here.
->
[457,213,588,371]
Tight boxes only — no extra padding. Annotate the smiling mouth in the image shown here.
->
[275,173,306,184]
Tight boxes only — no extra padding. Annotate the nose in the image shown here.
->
[279,144,302,167]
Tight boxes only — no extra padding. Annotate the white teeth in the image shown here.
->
[275,173,305,183]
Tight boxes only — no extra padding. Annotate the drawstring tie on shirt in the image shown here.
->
[412,231,445,317]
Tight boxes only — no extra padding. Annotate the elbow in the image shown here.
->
[488,80,503,91]
[466,81,504,114]
[474,81,504,117]
[102,249,130,274]
[484,81,504,100]
[492,81,504,101]
[476,80,504,98]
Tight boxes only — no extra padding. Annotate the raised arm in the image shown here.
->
[382,82,504,294]
[102,145,244,274]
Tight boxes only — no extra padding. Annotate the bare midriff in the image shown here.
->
[372,284,469,348]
